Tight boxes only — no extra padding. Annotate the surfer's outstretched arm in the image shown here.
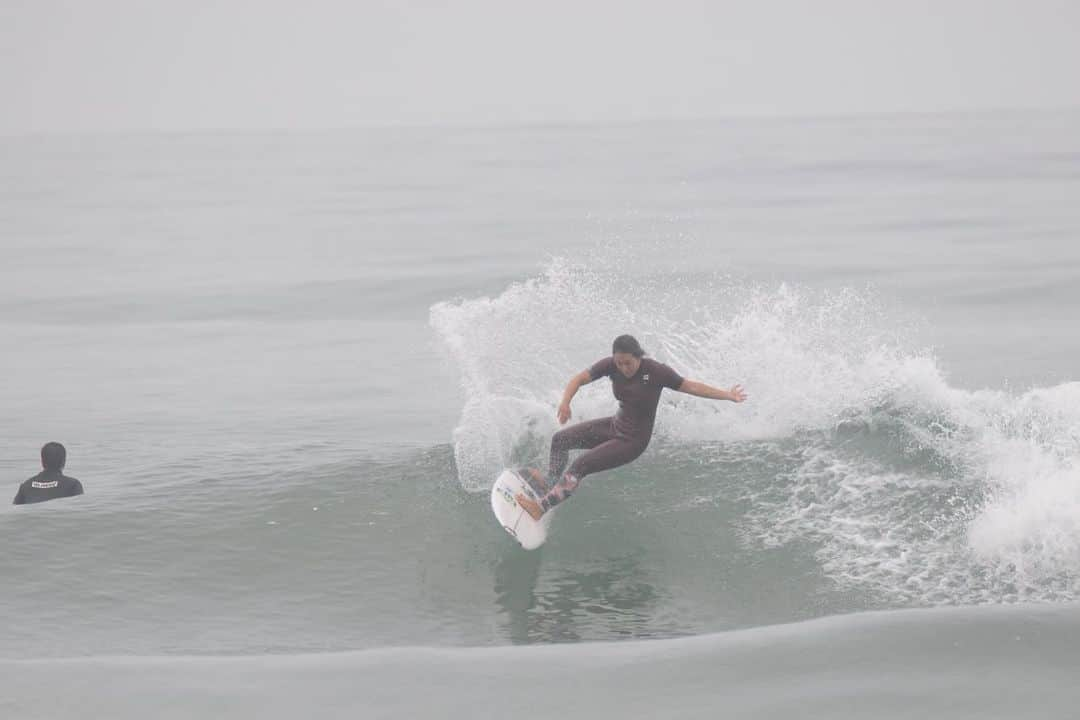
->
[677,380,748,403]
[557,370,594,424]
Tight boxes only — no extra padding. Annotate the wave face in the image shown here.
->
[432,256,1080,609]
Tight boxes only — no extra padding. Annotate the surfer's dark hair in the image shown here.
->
[41,442,66,471]
[612,334,646,358]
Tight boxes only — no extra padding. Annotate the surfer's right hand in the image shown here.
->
[557,402,572,425]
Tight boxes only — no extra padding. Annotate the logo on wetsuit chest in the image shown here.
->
[31,481,58,489]
[641,374,650,384]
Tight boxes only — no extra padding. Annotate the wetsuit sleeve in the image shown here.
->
[657,362,685,390]
[587,357,614,382]
[13,485,25,505]
[70,480,84,497]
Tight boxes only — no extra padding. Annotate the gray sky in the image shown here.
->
[2,0,1078,134]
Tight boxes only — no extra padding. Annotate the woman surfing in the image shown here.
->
[516,334,747,519]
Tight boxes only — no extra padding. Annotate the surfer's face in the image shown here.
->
[613,352,641,378]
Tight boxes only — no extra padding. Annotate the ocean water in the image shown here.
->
[2,110,1080,718]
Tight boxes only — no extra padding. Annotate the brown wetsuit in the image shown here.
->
[540,356,684,511]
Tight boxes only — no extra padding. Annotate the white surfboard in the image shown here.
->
[490,468,555,550]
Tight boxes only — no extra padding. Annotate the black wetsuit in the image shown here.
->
[13,469,84,505]
[541,357,684,510]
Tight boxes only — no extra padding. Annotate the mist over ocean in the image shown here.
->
[3,110,1080,718]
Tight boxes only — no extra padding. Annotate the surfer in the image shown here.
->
[13,442,85,505]
[516,334,746,520]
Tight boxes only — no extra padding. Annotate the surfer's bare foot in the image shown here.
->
[515,493,544,521]
[523,467,550,494]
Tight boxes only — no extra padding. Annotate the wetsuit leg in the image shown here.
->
[547,417,617,480]
[567,437,648,479]
[541,431,648,512]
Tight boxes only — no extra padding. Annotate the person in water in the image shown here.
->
[13,442,84,505]
[516,334,746,520]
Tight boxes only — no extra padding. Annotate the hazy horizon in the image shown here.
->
[3,0,1078,135]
